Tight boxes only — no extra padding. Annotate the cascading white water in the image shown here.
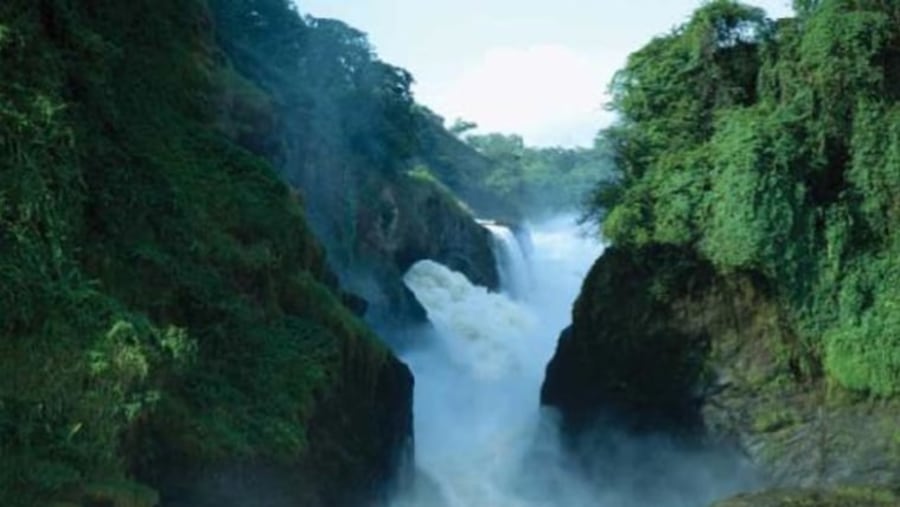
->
[403,260,536,380]
[479,221,534,299]
[391,215,602,507]
[390,215,756,507]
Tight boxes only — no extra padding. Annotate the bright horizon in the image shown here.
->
[297,0,793,147]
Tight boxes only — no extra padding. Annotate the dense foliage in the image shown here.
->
[0,1,404,505]
[590,0,900,395]
[463,132,614,217]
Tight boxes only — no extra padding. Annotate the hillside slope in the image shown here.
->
[0,2,411,505]
[209,1,502,326]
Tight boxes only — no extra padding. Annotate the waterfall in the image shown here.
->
[480,221,532,299]
[403,260,535,380]
[392,216,602,507]
[390,215,754,507]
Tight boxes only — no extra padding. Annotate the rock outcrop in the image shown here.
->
[542,245,716,434]
[542,244,900,501]
[133,343,413,507]
[349,175,500,326]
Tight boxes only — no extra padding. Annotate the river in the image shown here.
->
[390,215,753,507]
[389,215,601,506]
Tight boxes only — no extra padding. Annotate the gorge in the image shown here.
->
[393,217,600,507]
[4,1,900,507]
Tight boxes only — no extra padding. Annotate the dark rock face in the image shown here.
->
[542,244,900,498]
[541,245,715,434]
[349,176,500,326]
[303,347,414,507]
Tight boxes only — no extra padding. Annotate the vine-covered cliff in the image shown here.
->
[543,1,900,504]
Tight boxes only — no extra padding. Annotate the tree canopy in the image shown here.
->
[590,0,900,395]
[461,132,614,217]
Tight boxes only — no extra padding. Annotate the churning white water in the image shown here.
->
[391,216,603,507]
[389,215,758,507]
[480,221,533,299]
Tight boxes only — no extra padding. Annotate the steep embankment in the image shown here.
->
[209,2,501,326]
[543,1,900,505]
[0,2,410,506]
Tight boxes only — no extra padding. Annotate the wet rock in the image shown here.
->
[541,245,715,434]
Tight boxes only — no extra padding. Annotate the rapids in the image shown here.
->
[391,216,601,507]
[389,215,755,507]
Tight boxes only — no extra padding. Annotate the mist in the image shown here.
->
[387,215,758,507]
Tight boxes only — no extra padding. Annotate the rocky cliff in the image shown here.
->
[712,486,900,507]
[542,243,900,503]
[209,2,501,327]
[543,2,900,504]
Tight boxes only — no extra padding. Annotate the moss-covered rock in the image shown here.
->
[541,244,716,433]
[80,481,160,507]
[542,243,900,490]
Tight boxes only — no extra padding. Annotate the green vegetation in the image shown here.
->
[751,407,801,433]
[211,0,430,264]
[209,1,517,313]
[462,132,613,217]
[409,108,523,220]
[0,1,405,505]
[713,485,900,507]
[589,0,900,396]
[407,165,473,215]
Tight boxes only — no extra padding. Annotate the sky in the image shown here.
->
[297,0,795,147]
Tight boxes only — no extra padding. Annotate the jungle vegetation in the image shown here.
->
[589,0,900,396]
[463,132,614,217]
[0,1,402,504]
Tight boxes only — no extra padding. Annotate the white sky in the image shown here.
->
[297,1,794,147]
